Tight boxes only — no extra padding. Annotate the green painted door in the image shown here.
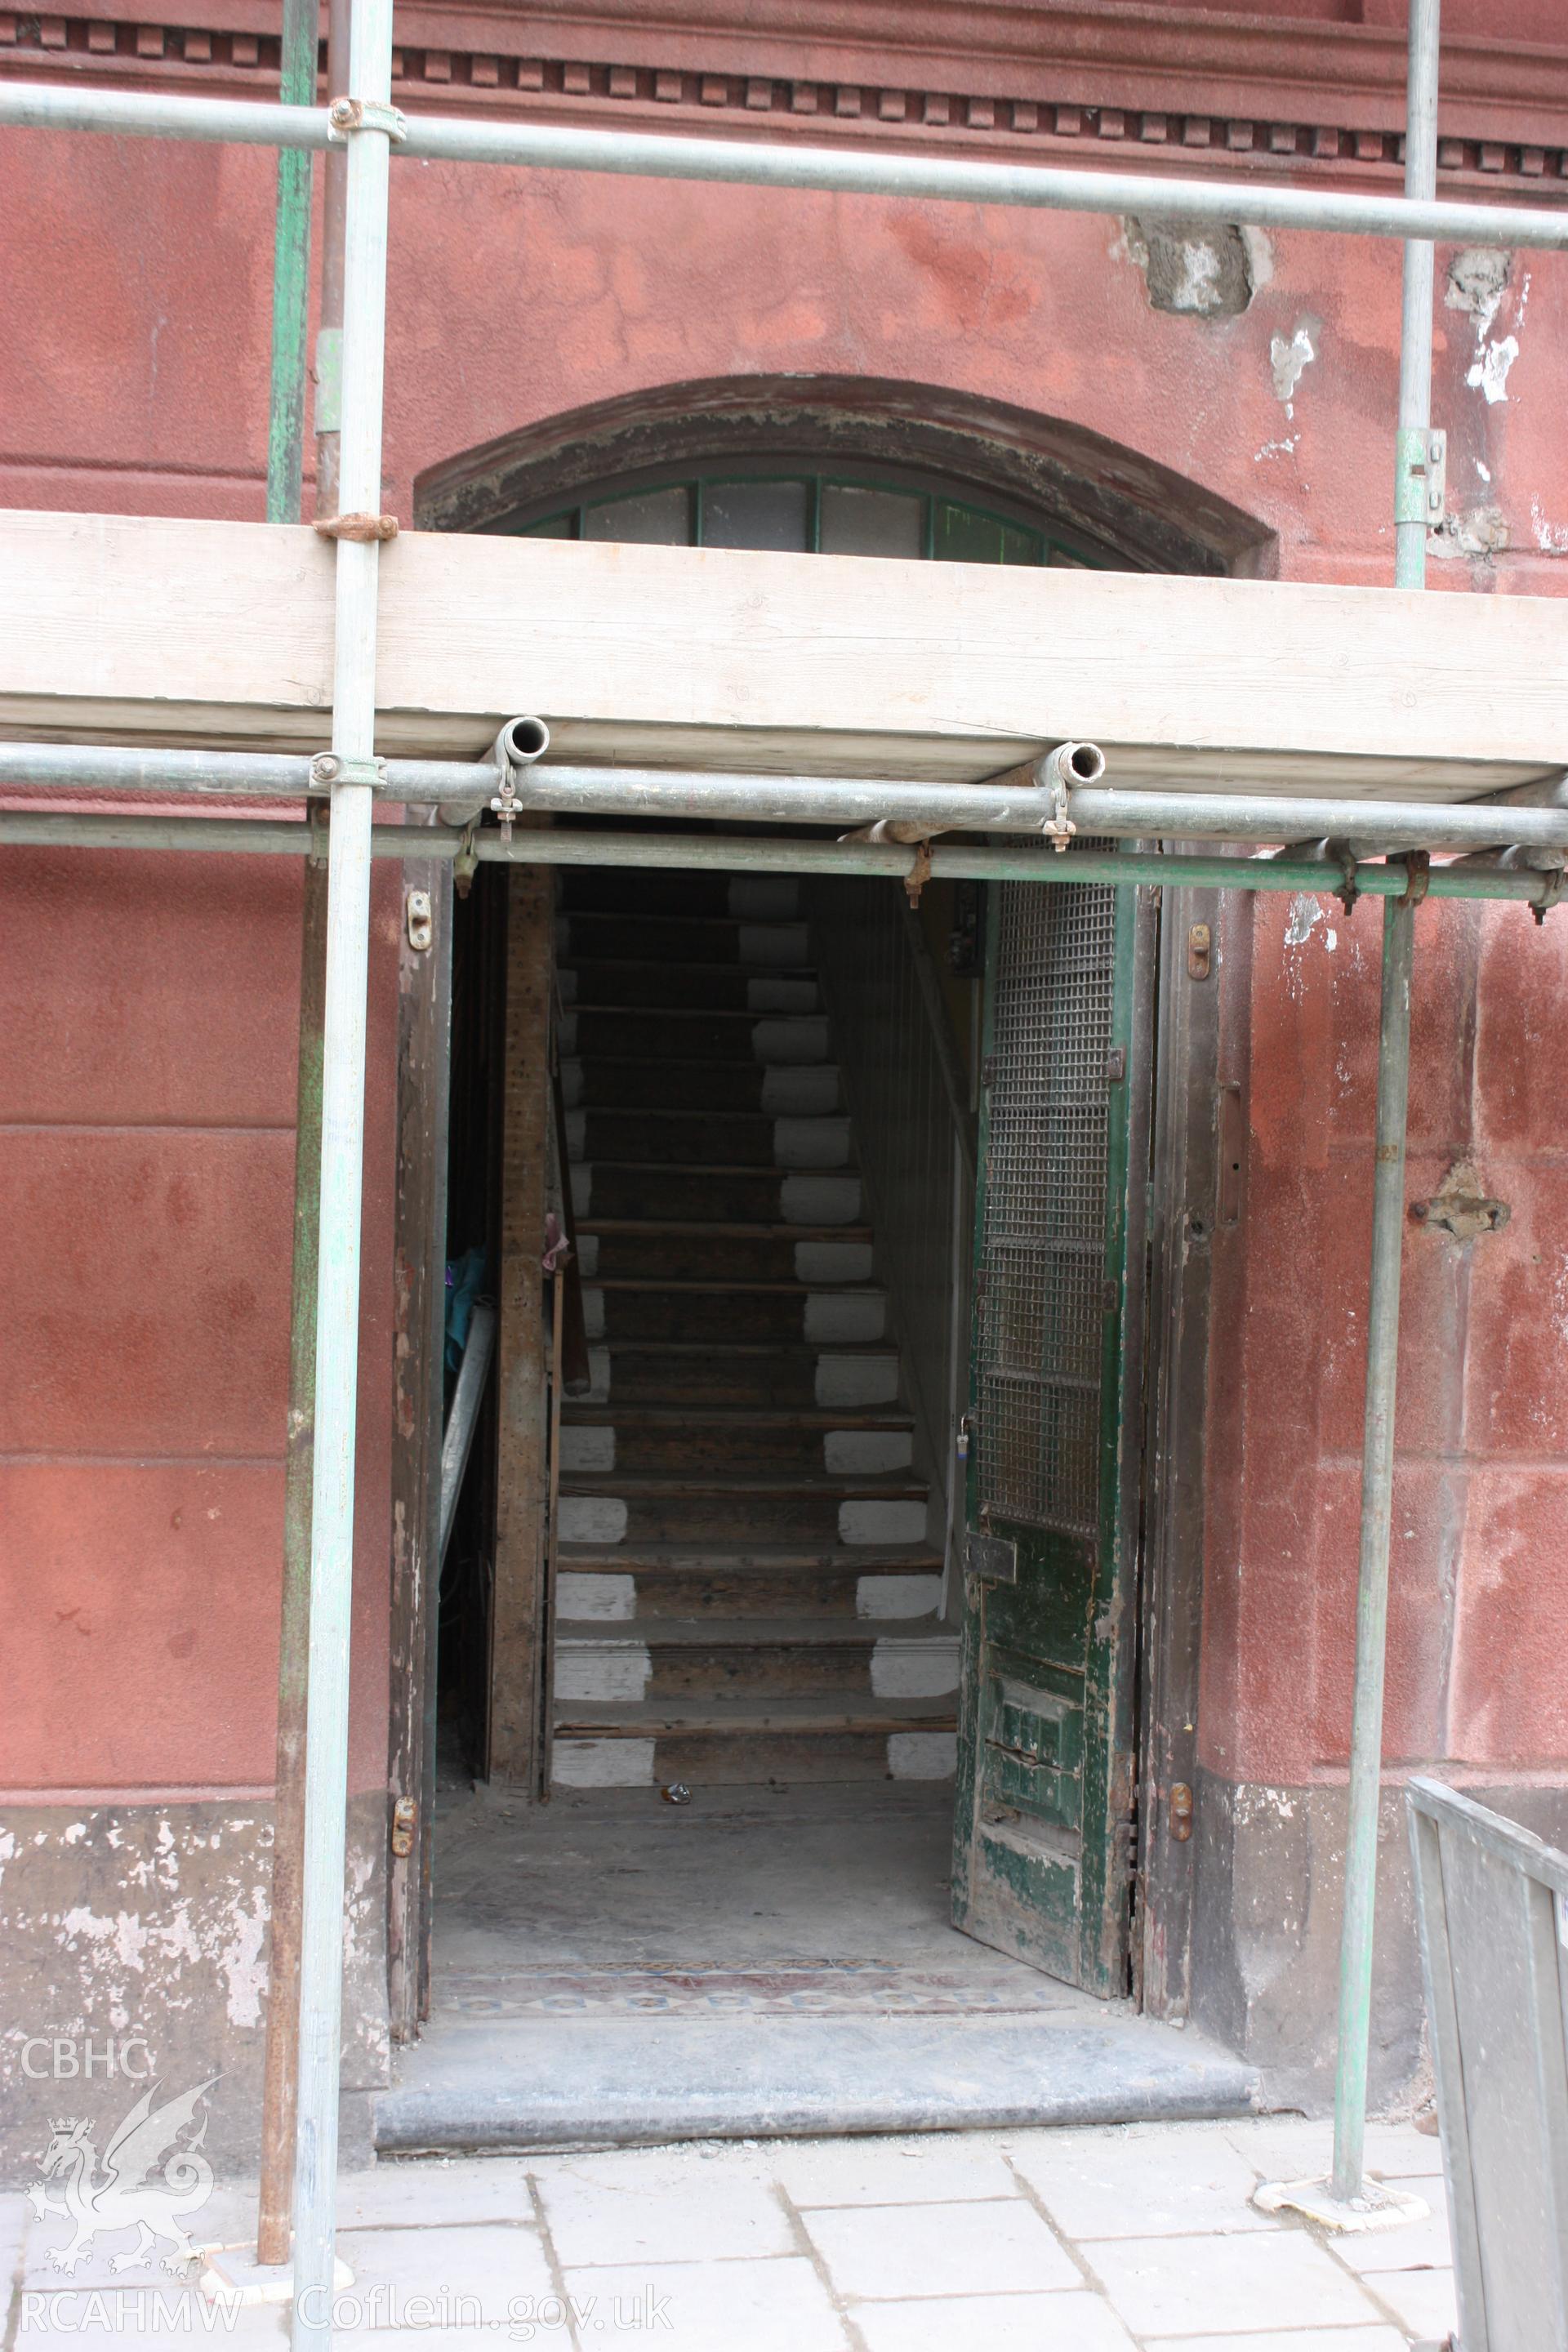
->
[951,871,1154,1996]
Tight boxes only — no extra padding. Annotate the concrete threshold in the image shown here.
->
[375,2006,1256,2155]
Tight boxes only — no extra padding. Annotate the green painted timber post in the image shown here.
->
[264,0,315,526]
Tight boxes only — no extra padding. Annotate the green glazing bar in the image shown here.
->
[265,0,316,525]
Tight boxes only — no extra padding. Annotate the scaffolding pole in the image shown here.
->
[3,747,1568,857]
[287,0,394,2336]
[1328,0,1438,2218]
[0,808,1561,907]
[4,77,1568,252]
[255,0,323,2275]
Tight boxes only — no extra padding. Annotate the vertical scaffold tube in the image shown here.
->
[288,0,395,2339]
[1330,0,1437,2205]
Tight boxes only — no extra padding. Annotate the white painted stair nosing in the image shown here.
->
[816,1353,900,1407]
[557,1569,636,1620]
[774,1116,853,1170]
[857,1573,943,1619]
[555,1638,653,1704]
[825,1428,913,1474]
[761,1066,840,1116]
[889,1731,959,1780]
[748,977,818,1014]
[558,1495,627,1544]
[804,1290,886,1343]
[553,1738,655,1788]
[840,1498,929,1546]
[781,1174,862,1227]
[871,1635,961,1698]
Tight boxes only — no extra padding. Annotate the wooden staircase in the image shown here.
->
[550,869,960,1790]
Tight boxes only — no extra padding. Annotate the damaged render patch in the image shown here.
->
[1269,319,1320,412]
[1446,248,1526,404]
[1125,216,1258,316]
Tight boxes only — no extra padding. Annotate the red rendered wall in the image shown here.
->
[1,100,1564,1806]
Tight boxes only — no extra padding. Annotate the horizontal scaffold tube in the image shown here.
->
[3,81,1568,252]
[0,809,1559,905]
[5,746,1568,853]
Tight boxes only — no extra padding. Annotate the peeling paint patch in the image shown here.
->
[1529,499,1568,555]
[1448,250,1529,405]
[1285,893,1325,949]
[1269,319,1318,412]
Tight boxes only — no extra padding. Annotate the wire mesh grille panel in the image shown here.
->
[976,878,1117,1537]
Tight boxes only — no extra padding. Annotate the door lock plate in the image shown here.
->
[967,1532,1018,1584]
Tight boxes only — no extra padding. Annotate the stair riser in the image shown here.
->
[560,1426,914,1477]
[563,1062,840,1116]
[556,1642,960,1703]
[564,1012,831,1065]
[551,1729,958,1788]
[561,963,819,1014]
[559,873,800,921]
[573,1169,863,1225]
[580,1347,901,1408]
[570,1113,851,1168]
[580,1234,872,1285]
[559,1494,929,1544]
[558,915,809,967]
[584,1290,885,1344]
[556,1569,943,1620]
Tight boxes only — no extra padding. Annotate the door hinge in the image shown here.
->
[982,1054,996,1092]
[1187,922,1212,981]
[1169,1783,1194,1844]
[390,1795,418,1859]
[1105,1046,1126,1085]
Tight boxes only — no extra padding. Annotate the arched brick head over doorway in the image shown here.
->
[413,375,1275,577]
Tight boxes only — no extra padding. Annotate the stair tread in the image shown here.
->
[564,957,819,977]
[579,1160,853,1178]
[562,914,800,934]
[561,1472,925,1497]
[562,1405,911,1430]
[557,1615,952,1647]
[572,1058,834,1077]
[581,1225,872,1250]
[591,1339,893,1358]
[571,1001,827,1020]
[586,1278,883,1296]
[578,1107,838,1125]
[559,1545,942,1571]
[554,1695,958,1733]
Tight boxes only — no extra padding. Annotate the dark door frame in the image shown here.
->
[1135,874,1251,2021]
[384,848,1233,2031]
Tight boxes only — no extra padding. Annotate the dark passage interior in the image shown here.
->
[386,854,1257,2148]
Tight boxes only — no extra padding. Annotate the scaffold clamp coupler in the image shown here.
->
[327,96,408,141]
[310,752,386,791]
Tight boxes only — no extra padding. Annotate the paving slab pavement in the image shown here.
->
[4,2115,1454,2349]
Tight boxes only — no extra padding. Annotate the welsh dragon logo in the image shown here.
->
[28,2077,217,2274]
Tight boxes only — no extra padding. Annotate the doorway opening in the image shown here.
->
[381,432,1252,2145]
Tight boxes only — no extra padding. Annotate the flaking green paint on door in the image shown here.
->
[951,870,1154,1997]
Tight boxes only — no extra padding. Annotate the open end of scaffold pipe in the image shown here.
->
[4,79,1568,252]
[5,745,1568,857]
